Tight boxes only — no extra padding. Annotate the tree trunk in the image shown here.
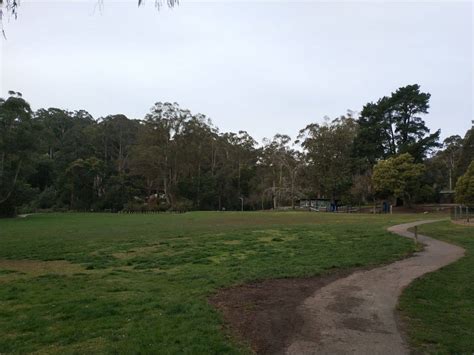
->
[272,179,277,209]
[0,159,22,205]
[291,172,295,209]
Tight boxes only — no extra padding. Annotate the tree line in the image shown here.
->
[1,84,473,217]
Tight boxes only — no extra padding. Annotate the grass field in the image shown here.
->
[399,221,474,354]
[0,212,427,353]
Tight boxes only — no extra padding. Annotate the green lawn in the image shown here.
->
[0,212,424,354]
[399,221,474,354]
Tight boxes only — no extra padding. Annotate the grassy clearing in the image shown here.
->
[399,221,474,354]
[0,212,425,353]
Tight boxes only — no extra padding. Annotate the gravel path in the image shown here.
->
[285,220,465,355]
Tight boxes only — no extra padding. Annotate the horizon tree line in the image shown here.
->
[1,85,473,217]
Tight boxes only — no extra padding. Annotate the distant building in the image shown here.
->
[299,198,331,211]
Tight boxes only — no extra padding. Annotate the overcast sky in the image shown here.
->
[0,0,472,142]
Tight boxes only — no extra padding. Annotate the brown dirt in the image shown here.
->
[209,271,353,354]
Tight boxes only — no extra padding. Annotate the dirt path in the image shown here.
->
[285,220,465,355]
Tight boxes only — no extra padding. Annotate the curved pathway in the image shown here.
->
[285,220,465,355]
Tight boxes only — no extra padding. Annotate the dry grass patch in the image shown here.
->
[0,259,86,278]
[111,244,163,260]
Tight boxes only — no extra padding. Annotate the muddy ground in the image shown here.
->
[209,271,352,354]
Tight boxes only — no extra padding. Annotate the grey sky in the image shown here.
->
[1,1,472,143]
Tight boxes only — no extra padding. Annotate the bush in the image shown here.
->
[171,199,193,212]
[455,161,474,205]
[0,183,38,217]
[36,187,57,209]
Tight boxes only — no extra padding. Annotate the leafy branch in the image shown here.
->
[0,0,179,39]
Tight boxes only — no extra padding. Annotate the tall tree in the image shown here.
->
[299,116,358,201]
[65,157,106,210]
[0,93,38,216]
[354,84,440,164]
[259,134,302,209]
[96,114,139,174]
[0,92,454,214]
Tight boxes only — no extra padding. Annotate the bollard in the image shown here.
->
[414,226,418,245]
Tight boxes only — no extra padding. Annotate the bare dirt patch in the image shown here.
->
[209,271,352,354]
[0,259,86,278]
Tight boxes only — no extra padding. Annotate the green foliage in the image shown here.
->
[354,84,440,164]
[298,115,358,201]
[455,161,474,205]
[0,212,421,353]
[455,128,474,181]
[0,94,39,216]
[0,86,468,215]
[35,186,57,209]
[372,153,425,205]
[65,157,106,210]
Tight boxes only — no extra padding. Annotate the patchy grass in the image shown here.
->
[399,221,474,354]
[0,212,427,353]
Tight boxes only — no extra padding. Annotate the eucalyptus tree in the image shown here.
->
[0,93,38,216]
[258,134,303,209]
[129,102,222,208]
[137,102,192,205]
[173,114,220,209]
[221,131,257,199]
[64,157,106,210]
[33,108,97,208]
[299,116,358,202]
[96,114,139,174]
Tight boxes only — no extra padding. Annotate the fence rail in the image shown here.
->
[451,205,474,222]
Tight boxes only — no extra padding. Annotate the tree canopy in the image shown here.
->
[455,162,474,205]
[354,84,440,164]
[372,153,425,206]
[0,84,471,216]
